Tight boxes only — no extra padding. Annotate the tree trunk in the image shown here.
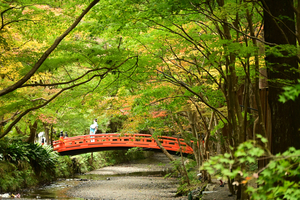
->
[43,123,50,145]
[148,129,176,162]
[177,137,191,185]
[15,126,25,135]
[263,0,300,154]
[26,121,38,143]
[50,125,53,146]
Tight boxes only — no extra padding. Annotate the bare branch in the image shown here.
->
[0,5,39,30]
[0,111,21,126]
[30,98,48,102]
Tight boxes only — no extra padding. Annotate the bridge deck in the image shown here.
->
[53,133,193,155]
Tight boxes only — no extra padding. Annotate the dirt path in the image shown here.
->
[67,153,188,200]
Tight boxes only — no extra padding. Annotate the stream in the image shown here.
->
[17,153,187,200]
[20,172,172,199]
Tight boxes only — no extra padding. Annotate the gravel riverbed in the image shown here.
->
[67,153,188,200]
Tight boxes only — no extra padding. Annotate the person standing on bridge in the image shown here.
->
[90,119,98,142]
[59,131,64,140]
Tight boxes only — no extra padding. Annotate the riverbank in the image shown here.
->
[1,152,237,199]
[67,153,188,200]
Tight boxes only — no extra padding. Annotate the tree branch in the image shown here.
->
[0,73,103,138]
[157,69,228,121]
[0,111,21,126]
[0,55,137,138]
[30,98,48,102]
[0,0,100,97]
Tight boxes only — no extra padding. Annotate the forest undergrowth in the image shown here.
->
[0,138,146,193]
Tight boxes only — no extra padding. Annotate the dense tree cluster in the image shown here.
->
[1,0,300,199]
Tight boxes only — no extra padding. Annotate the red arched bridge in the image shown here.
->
[53,133,193,156]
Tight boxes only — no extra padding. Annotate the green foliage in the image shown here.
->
[279,80,300,102]
[0,137,146,192]
[0,134,149,192]
[54,155,74,177]
[0,161,28,192]
[72,150,145,174]
[125,147,143,155]
[170,159,202,196]
[265,45,298,58]
[250,147,300,200]
[201,137,300,200]
[177,182,190,196]
[211,120,224,136]
[101,149,145,165]
[74,153,102,172]
[0,138,58,192]
[1,138,58,176]
[1,0,299,198]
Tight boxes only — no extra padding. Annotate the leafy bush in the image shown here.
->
[0,138,58,192]
[249,147,300,200]
[74,153,98,173]
[0,162,23,192]
[0,138,151,193]
[101,149,146,166]
[54,155,75,177]
[1,138,58,177]
[201,136,300,200]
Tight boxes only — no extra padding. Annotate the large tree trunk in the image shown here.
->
[263,0,300,154]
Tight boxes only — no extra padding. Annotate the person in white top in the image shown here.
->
[90,119,98,142]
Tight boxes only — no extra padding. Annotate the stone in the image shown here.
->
[205,183,216,191]
[0,193,10,198]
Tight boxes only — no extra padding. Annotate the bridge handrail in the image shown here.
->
[53,134,189,144]
[53,133,193,154]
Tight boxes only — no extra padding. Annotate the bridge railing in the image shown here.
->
[53,133,193,154]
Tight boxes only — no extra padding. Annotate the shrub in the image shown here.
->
[0,138,58,192]
[201,136,300,200]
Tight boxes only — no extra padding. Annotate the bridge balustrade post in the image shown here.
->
[58,137,65,150]
[64,138,69,146]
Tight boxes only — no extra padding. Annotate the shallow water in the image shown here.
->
[17,153,175,199]
[19,170,171,199]
[20,178,83,199]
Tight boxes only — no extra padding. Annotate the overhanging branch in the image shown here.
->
[0,0,100,97]
[0,55,137,138]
